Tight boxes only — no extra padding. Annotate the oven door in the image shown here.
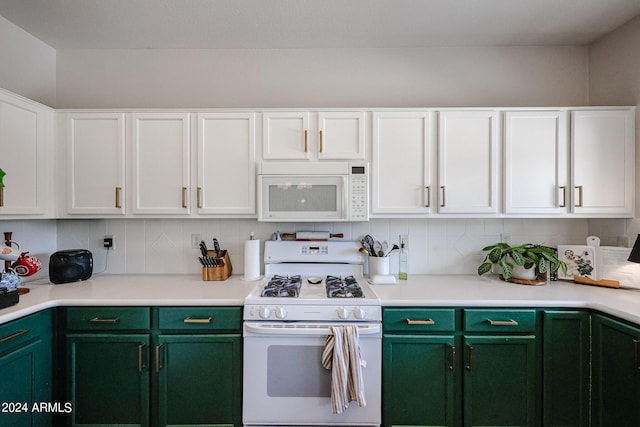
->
[258,175,347,221]
[243,322,381,426]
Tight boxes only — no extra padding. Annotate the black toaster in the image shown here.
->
[49,249,93,284]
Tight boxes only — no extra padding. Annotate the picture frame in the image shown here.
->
[557,245,596,280]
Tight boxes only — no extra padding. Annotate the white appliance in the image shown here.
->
[257,161,369,222]
[243,240,381,426]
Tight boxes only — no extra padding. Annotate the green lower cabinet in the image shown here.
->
[66,333,151,426]
[0,310,53,427]
[542,310,590,427]
[382,335,457,427]
[592,314,640,427]
[156,334,242,427]
[462,335,537,427]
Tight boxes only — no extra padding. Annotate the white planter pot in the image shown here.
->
[511,264,538,281]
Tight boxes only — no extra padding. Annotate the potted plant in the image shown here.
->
[477,243,567,282]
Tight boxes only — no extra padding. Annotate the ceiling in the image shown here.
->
[1,0,639,50]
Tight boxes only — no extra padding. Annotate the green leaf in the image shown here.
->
[477,262,493,276]
[525,250,540,263]
[498,260,513,280]
[488,247,502,263]
[538,257,547,273]
[511,251,525,266]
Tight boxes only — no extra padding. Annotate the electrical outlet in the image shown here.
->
[191,233,201,249]
[103,235,114,250]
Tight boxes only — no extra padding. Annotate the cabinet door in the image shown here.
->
[571,110,634,216]
[131,113,190,214]
[504,111,568,214]
[156,334,242,427]
[463,335,537,427]
[66,334,150,427]
[318,111,365,160]
[438,111,498,214]
[383,335,456,427]
[372,112,434,214]
[197,113,256,215]
[262,112,310,159]
[0,92,46,215]
[592,314,640,427]
[542,310,590,427]
[67,113,126,214]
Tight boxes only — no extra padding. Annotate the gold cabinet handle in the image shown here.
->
[197,187,202,209]
[0,187,4,207]
[0,329,28,344]
[138,344,146,372]
[559,186,566,208]
[406,318,435,325]
[115,187,122,209]
[440,186,446,207]
[575,185,583,207]
[155,344,163,373]
[183,317,212,324]
[89,317,120,324]
[487,319,519,326]
[181,187,188,209]
[304,130,308,152]
[449,344,456,372]
[424,186,431,208]
[634,340,640,370]
[466,345,474,372]
[319,130,324,152]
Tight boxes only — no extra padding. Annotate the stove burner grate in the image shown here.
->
[261,275,302,297]
[325,275,364,298]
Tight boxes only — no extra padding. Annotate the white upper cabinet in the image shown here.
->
[66,113,126,215]
[0,91,51,216]
[504,111,568,214]
[262,111,365,160]
[438,111,498,214]
[197,112,256,215]
[317,112,365,160]
[131,113,191,215]
[372,111,434,214]
[571,109,634,216]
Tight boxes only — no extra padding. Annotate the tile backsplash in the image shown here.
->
[3,217,636,281]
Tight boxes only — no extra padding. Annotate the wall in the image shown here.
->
[0,16,56,106]
[55,46,589,108]
[589,14,640,239]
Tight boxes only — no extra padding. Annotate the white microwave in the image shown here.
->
[257,161,369,222]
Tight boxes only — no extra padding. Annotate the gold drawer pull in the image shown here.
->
[487,319,519,326]
[304,130,308,152]
[155,344,163,372]
[406,318,435,325]
[89,317,120,324]
[138,344,146,372]
[115,187,122,208]
[183,317,212,324]
[181,187,188,209]
[0,329,29,344]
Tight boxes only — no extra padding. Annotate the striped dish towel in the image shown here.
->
[321,325,366,414]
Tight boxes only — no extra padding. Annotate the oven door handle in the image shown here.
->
[244,323,381,336]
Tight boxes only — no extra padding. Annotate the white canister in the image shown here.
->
[369,256,390,276]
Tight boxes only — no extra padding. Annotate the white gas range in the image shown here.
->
[242,240,382,427]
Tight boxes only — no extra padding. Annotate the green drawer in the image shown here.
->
[65,307,150,331]
[463,309,536,332]
[158,307,242,332]
[383,308,456,332]
[0,312,43,354]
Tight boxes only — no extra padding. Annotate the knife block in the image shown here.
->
[202,250,233,281]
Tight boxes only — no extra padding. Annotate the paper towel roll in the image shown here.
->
[243,239,261,280]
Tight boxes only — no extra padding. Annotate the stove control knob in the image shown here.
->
[353,308,366,320]
[259,307,271,319]
[275,307,287,319]
[337,308,349,320]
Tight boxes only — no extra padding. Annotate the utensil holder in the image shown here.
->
[202,250,233,281]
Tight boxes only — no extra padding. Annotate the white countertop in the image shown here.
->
[2,274,640,325]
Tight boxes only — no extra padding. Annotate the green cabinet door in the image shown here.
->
[66,333,151,427]
[463,335,537,427]
[0,310,52,427]
[156,334,242,427]
[542,310,590,427]
[592,314,640,427]
[382,335,457,427]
